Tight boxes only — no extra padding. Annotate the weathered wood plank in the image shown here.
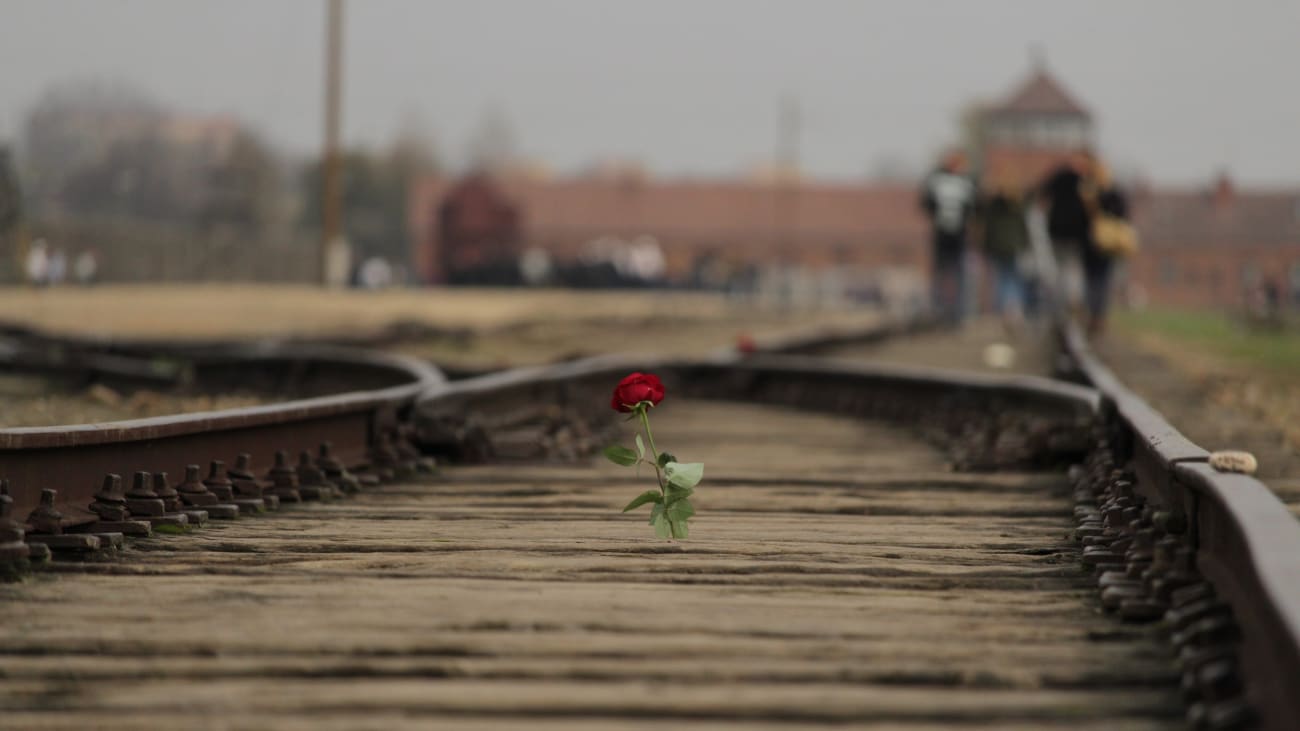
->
[0,400,1181,728]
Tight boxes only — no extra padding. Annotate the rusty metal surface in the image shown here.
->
[415,349,1101,478]
[0,345,443,525]
[1061,320,1300,730]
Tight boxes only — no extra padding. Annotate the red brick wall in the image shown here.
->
[1127,244,1300,308]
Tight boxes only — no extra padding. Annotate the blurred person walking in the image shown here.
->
[919,150,977,326]
[24,239,48,287]
[1082,162,1136,336]
[980,175,1031,334]
[47,248,67,286]
[73,250,99,286]
[1038,151,1095,315]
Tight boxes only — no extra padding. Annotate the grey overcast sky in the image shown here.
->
[1,0,1297,185]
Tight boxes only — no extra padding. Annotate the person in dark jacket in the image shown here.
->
[1082,162,1127,336]
[919,150,976,326]
[980,174,1031,333]
[1039,151,1095,313]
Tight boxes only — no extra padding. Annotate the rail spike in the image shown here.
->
[316,442,361,494]
[210,460,265,515]
[229,453,278,511]
[294,451,336,501]
[0,480,31,577]
[265,450,303,503]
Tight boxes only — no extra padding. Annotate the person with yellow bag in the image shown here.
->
[1081,162,1136,336]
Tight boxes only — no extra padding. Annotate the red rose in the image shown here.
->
[610,372,665,412]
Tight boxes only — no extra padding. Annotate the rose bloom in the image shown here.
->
[610,372,665,412]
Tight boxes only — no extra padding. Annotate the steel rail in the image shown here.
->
[1058,321,1300,730]
[414,348,1100,477]
[0,345,444,525]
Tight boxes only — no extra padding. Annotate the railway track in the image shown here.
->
[0,317,1296,729]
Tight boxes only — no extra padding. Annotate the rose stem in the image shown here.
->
[638,406,666,497]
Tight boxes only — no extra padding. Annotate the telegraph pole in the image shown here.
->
[775,95,801,255]
[321,0,344,285]
[774,95,801,307]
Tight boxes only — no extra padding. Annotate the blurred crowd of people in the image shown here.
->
[920,149,1135,337]
[23,239,98,287]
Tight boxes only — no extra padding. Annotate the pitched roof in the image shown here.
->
[990,69,1091,118]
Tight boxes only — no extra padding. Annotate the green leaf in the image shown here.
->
[649,502,664,526]
[666,497,695,522]
[652,513,672,539]
[664,461,704,489]
[634,434,645,460]
[657,452,676,468]
[622,490,663,512]
[665,484,693,504]
[668,518,689,539]
[603,445,639,467]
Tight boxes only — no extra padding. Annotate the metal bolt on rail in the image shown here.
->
[368,433,400,482]
[3,481,48,566]
[83,474,150,538]
[178,464,239,520]
[0,480,30,576]
[208,460,264,515]
[265,450,304,503]
[229,453,278,511]
[294,451,337,501]
[27,489,62,535]
[89,474,130,522]
[154,471,206,526]
[126,471,188,531]
[24,488,101,554]
[124,472,164,517]
[395,424,437,474]
[316,442,361,494]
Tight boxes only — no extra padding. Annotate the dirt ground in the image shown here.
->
[1099,331,1300,511]
[0,285,876,341]
[0,285,889,371]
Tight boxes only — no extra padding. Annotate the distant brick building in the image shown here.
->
[410,67,1300,307]
[410,174,927,285]
[1128,178,1300,307]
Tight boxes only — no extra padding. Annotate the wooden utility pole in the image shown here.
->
[321,0,344,285]
[774,95,801,287]
[769,96,800,306]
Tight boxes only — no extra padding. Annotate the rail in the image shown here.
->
[0,343,444,525]
[1057,321,1300,730]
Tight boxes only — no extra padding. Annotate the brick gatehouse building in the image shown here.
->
[409,68,1300,308]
